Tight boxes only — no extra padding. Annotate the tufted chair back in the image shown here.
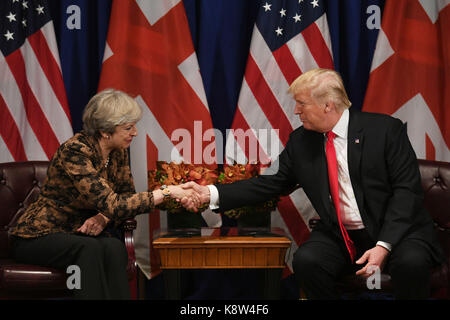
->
[418,159,450,297]
[418,159,450,254]
[0,161,49,258]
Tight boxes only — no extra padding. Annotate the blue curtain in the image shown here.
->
[49,0,112,133]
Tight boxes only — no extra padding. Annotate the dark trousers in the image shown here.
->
[292,228,434,299]
[12,233,130,300]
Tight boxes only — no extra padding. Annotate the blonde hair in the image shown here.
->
[288,68,352,110]
[82,89,142,137]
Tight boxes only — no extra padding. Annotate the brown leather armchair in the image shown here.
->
[308,159,450,299]
[0,161,138,299]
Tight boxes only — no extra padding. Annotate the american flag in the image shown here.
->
[226,0,333,271]
[0,0,73,163]
[98,0,220,279]
[364,0,450,162]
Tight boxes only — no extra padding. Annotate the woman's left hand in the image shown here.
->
[77,213,109,236]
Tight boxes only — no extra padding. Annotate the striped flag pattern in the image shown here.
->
[98,0,219,279]
[0,0,73,163]
[226,0,333,270]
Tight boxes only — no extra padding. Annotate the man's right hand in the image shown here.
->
[180,181,211,211]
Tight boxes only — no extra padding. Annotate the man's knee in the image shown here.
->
[390,252,430,277]
[293,246,322,275]
[388,241,433,299]
[389,241,432,280]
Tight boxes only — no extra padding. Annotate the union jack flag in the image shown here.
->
[98,0,219,280]
[364,0,450,162]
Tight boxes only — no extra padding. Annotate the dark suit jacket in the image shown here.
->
[217,109,444,264]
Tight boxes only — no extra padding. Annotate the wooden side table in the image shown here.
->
[153,228,291,299]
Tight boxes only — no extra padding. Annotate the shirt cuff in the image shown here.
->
[207,185,220,210]
[376,241,392,252]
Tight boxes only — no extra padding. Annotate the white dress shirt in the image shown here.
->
[208,109,391,251]
[327,109,364,230]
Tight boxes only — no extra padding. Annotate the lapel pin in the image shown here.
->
[355,138,360,144]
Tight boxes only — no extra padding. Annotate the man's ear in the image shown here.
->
[324,101,336,113]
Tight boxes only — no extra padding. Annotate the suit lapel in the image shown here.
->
[347,110,365,213]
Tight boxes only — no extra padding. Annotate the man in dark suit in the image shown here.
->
[183,68,444,299]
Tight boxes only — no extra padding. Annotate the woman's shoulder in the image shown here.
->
[59,132,96,155]
[50,132,100,169]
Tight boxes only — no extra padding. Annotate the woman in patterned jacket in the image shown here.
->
[9,89,198,299]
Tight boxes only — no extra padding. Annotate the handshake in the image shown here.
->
[158,182,212,212]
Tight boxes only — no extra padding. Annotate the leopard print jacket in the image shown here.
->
[9,131,154,238]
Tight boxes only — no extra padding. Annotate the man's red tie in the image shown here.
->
[325,131,356,263]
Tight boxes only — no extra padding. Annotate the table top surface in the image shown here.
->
[153,227,292,246]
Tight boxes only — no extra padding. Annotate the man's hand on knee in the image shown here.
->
[355,245,390,277]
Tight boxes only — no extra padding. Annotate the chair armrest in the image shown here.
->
[120,218,139,299]
[121,218,137,280]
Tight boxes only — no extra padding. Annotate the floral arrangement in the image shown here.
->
[148,161,279,218]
